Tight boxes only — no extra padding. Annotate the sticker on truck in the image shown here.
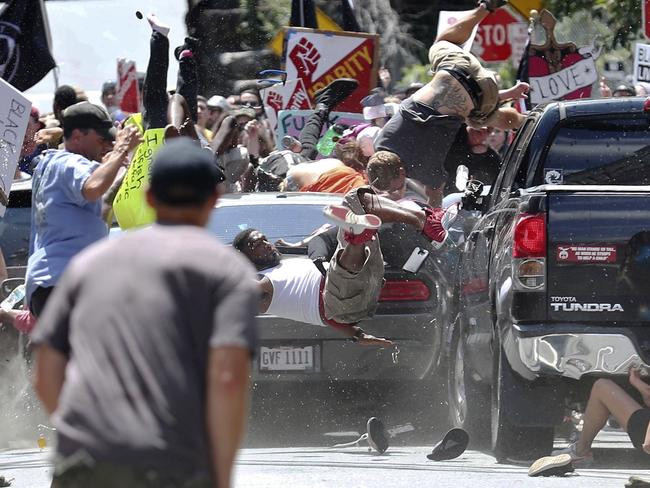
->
[556,245,617,263]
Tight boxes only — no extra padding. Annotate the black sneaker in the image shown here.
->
[528,454,574,477]
[366,417,389,454]
[426,428,469,461]
[313,78,359,111]
[478,0,508,12]
[174,36,200,60]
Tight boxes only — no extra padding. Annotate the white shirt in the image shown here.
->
[260,258,325,326]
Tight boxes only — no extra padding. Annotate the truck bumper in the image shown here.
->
[505,324,650,381]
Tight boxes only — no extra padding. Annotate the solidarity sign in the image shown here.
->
[283,27,380,113]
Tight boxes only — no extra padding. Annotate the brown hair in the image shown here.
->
[334,140,366,171]
[367,151,403,191]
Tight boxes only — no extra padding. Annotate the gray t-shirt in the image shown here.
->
[31,224,259,478]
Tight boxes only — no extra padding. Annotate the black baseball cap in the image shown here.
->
[62,101,116,141]
[150,137,225,206]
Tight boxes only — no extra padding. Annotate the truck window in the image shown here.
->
[542,117,650,185]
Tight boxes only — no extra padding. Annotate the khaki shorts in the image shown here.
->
[428,41,499,123]
[322,187,385,324]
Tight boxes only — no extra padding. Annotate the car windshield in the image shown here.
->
[544,117,650,185]
[208,203,330,245]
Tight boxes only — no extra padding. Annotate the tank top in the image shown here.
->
[260,258,325,326]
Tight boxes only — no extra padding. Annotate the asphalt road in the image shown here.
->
[2,433,649,488]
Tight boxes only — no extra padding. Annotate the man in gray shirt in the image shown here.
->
[32,138,259,488]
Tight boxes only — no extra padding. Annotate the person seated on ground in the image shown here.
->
[529,368,650,477]
[233,188,447,344]
[375,0,529,208]
[443,125,502,195]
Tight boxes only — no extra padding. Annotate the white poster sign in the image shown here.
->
[0,78,31,216]
[529,57,598,104]
[634,43,650,84]
[437,10,478,52]
[260,79,312,136]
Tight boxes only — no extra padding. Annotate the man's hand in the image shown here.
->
[34,127,63,145]
[630,367,650,406]
[113,124,143,157]
[499,81,530,101]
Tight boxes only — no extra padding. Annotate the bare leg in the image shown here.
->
[576,379,642,456]
[435,6,489,45]
[337,243,367,273]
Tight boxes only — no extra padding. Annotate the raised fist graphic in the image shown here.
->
[289,37,321,80]
[267,92,284,112]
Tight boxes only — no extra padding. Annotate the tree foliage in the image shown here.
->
[545,0,641,48]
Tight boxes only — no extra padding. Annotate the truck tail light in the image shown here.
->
[513,213,546,290]
[379,280,430,302]
[513,213,546,258]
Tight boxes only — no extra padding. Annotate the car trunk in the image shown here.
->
[547,190,650,324]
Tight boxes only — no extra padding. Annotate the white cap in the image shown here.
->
[207,95,231,112]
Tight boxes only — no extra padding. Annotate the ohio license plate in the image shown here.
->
[259,345,318,372]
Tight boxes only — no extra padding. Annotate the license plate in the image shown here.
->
[259,345,319,372]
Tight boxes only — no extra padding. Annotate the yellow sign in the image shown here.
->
[509,0,544,18]
[112,128,164,229]
[269,8,342,56]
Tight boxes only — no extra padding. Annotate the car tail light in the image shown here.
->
[513,213,546,290]
[513,213,546,258]
[644,97,650,112]
[379,280,430,301]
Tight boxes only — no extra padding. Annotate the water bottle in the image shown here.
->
[1,284,25,312]
[455,165,469,192]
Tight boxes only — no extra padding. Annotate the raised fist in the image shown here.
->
[289,37,321,80]
[267,92,284,112]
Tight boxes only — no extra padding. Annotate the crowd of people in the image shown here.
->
[1,0,649,486]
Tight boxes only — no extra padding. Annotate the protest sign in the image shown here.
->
[276,109,365,144]
[116,59,140,114]
[524,10,598,104]
[634,43,650,84]
[283,27,380,113]
[260,79,312,135]
[112,128,164,229]
[0,78,31,216]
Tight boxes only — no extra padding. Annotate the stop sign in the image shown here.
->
[473,9,520,62]
[644,0,650,39]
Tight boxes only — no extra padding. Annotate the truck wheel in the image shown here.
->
[448,325,489,444]
[491,344,554,463]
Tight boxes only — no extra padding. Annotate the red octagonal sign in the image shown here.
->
[474,9,520,62]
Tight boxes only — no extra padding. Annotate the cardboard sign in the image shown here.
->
[283,27,380,113]
[261,79,312,136]
[276,109,365,144]
[556,245,617,264]
[116,59,140,114]
[112,128,164,229]
[0,78,31,216]
[634,43,650,84]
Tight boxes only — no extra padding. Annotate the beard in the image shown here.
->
[254,250,281,271]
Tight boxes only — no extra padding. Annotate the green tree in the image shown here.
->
[545,0,641,48]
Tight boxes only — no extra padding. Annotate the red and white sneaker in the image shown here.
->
[323,205,382,244]
[422,207,449,250]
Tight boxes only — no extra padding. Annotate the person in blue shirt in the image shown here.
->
[26,102,142,317]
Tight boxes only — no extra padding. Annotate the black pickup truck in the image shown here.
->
[446,97,650,461]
